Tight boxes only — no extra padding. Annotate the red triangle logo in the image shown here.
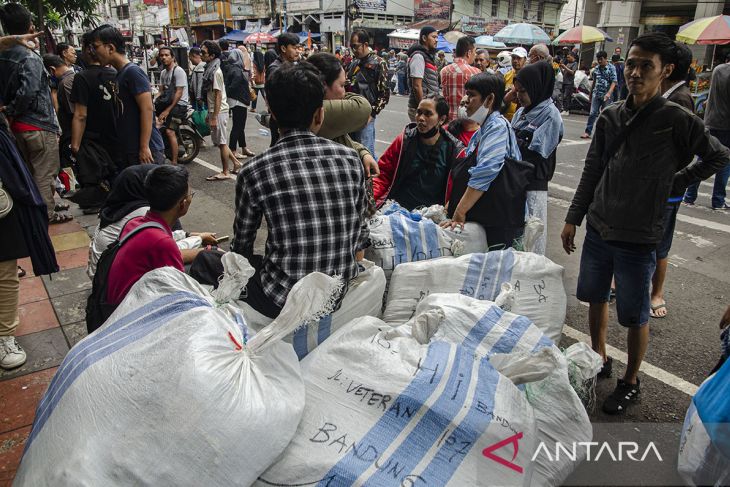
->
[482,432,524,474]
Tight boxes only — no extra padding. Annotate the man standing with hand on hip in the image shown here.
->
[561,33,730,415]
[406,26,439,122]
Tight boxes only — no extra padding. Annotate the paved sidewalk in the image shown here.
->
[0,206,99,485]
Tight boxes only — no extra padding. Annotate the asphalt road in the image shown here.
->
[179,93,729,485]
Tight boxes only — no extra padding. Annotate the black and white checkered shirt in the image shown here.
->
[232,129,370,308]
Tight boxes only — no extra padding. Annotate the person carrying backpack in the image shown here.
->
[87,166,196,332]
[219,39,254,158]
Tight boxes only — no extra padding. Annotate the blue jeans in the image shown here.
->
[397,72,409,95]
[584,95,611,135]
[352,117,376,159]
[577,224,656,327]
[684,129,730,208]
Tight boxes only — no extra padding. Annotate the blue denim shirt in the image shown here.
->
[0,46,59,134]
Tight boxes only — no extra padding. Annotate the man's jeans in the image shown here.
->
[584,95,611,136]
[684,129,730,208]
[352,117,376,159]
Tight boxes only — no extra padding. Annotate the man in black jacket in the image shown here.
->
[561,33,730,415]
[347,29,390,158]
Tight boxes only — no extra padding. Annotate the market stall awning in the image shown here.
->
[221,29,250,42]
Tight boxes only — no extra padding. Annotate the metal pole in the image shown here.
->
[344,0,349,47]
[283,0,288,31]
[180,0,194,45]
[128,0,135,45]
[572,0,578,28]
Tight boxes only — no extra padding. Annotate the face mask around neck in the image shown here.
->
[418,125,440,139]
[468,105,490,125]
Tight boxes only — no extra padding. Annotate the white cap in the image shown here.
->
[511,47,528,58]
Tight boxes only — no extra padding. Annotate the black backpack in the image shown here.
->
[86,222,166,334]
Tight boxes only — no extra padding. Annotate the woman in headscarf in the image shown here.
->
[87,165,217,278]
[512,60,564,255]
[441,73,530,250]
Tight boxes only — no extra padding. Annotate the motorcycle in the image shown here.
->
[163,108,203,164]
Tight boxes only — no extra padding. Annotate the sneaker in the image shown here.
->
[597,356,613,379]
[0,336,27,370]
[712,204,730,211]
[602,378,640,415]
[561,110,570,115]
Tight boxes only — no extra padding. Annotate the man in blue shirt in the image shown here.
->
[89,24,164,166]
[581,51,617,139]
[611,54,626,102]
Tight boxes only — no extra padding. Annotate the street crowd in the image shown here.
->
[1,0,730,421]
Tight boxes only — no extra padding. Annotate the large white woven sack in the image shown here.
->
[15,254,341,486]
[411,293,599,486]
[384,249,567,343]
[236,259,387,359]
[256,315,539,487]
[364,209,463,279]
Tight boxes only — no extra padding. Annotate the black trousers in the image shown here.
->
[189,251,282,319]
[229,105,248,152]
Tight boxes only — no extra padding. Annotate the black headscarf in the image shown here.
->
[99,165,155,228]
[515,60,555,113]
[264,49,278,69]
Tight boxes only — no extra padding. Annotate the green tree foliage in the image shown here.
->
[19,0,101,30]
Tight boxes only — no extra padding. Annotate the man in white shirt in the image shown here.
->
[201,40,240,180]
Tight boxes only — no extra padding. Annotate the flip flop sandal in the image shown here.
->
[242,148,255,157]
[650,303,667,319]
[49,212,73,224]
[231,162,243,174]
[206,173,234,181]
[17,266,26,278]
[54,202,70,212]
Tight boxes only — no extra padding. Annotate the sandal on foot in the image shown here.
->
[231,161,243,174]
[650,303,667,319]
[206,173,234,181]
[49,212,73,224]
[54,202,70,212]
[580,133,591,139]
[242,148,255,157]
[17,266,26,278]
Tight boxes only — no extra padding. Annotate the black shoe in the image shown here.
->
[712,203,730,211]
[597,356,613,379]
[602,378,640,415]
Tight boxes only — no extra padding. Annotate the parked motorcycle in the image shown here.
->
[163,108,203,164]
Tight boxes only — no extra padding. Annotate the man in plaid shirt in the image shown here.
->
[440,36,481,121]
[232,63,369,318]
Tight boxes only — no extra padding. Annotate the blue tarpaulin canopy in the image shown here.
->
[220,29,249,42]
[436,33,454,53]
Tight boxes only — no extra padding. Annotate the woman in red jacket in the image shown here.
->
[374,95,463,209]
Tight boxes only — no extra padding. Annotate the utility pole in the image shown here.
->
[572,0,578,27]
[344,0,349,47]
[180,0,193,45]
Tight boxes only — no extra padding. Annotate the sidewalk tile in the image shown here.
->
[18,278,47,306]
[61,321,87,349]
[0,368,56,434]
[55,248,88,271]
[0,329,68,381]
[0,426,30,483]
[47,220,83,237]
[41,267,91,299]
[51,290,91,326]
[16,300,59,337]
[50,231,90,253]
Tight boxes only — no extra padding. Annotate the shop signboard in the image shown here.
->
[356,0,386,12]
[461,15,487,33]
[288,0,321,11]
[414,0,449,21]
[390,36,416,49]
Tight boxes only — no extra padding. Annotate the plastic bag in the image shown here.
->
[192,107,210,136]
